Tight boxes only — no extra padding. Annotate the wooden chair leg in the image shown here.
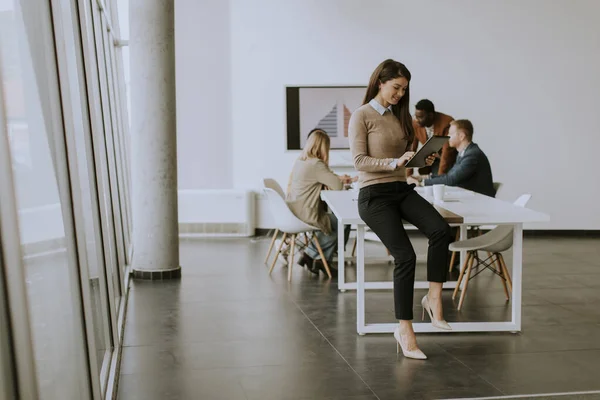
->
[288,234,296,281]
[458,254,476,310]
[264,229,279,264]
[448,228,461,272]
[351,238,357,257]
[312,236,332,278]
[448,251,457,273]
[269,232,287,274]
[498,253,512,292]
[495,253,510,300]
[453,252,472,300]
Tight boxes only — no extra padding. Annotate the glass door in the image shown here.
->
[51,0,120,395]
[89,0,123,317]
[0,1,94,397]
[0,256,17,400]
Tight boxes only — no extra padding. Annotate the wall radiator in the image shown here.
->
[178,189,255,237]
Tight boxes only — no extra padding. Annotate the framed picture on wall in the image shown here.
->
[286,86,366,150]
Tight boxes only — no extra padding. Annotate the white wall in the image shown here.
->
[228,0,600,230]
[175,0,232,190]
[176,0,600,229]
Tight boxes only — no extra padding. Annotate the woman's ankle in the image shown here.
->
[398,320,414,334]
[427,292,441,301]
[428,282,443,299]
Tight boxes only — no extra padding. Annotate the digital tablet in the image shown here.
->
[404,136,450,168]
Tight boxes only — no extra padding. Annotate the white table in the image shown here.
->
[321,187,550,334]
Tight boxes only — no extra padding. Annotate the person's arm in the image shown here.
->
[349,111,397,172]
[438,125,458,175]
[314,161,344,191]
[424,152,478,186]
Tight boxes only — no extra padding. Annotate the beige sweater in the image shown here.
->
[286,158,343,234]
[349,104,411,188]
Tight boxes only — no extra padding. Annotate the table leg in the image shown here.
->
[338,219,345,291]
[511,223,523,332]
[356,225,366,335]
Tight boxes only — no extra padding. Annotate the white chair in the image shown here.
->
[448,182,503,272]
[263,178,285,198]
[263,178,286,264]
[493,182,503,197]
[263,187,332,280]
[262,178,309,265]
[450,194,531,310]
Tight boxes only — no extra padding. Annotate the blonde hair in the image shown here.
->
[300,129,331,165]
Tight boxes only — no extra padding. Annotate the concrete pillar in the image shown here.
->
[129,0,180,279]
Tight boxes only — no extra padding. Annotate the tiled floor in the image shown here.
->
[118,234,600,400]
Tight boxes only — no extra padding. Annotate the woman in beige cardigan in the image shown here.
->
[286,129,353,275]
[350,59,453,359]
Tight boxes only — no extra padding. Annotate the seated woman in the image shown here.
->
[286,129,353,275]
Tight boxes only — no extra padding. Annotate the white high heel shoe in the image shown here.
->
[394,327,427,360]
[421,295,452,330]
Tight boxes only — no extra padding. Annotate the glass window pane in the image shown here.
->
[0,260,17,400]
[90,2,122,313]
[102,20,127,276]
[0,2,89,398]
[106,32,130,272]
[52,0,114,385]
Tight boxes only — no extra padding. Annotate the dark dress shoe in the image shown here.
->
[314,259,337,277]
[298,253,311,268]
[298,253,320,275]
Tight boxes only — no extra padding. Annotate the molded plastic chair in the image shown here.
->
[263,188,332,280]
[263,178,285,198]
[449,194,531,310]
[448,182,503,271]
[493,182,503,197]
[263,178,287,264]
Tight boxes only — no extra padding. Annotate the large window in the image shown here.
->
[0,0,131,397]
[0,2,91,397]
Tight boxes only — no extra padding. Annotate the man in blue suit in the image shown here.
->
[408,119,495,197]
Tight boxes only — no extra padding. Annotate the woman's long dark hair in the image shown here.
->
[362,59,414,144]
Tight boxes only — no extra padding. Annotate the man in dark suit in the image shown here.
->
[407,119,495,197]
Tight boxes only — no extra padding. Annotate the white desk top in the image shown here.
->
[321,187,550,226]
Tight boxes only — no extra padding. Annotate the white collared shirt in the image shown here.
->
[458,142,473,158]
[425,125,435,140]
[415,125,435,155]
[368,99,392,115]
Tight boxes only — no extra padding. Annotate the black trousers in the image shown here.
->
[357,182,453,320]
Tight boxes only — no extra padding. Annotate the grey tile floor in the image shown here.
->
[118,234,600,400]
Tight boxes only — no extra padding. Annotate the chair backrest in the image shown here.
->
[263,188,316,234]
[484,193,532,252]
[513,194,531,208]
[493,182,502,197]
[263,178,285,199]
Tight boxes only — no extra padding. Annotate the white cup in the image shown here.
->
[423,186,433,198]
[433,184,445,202]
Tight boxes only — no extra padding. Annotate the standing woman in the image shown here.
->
[349,59,453,359]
